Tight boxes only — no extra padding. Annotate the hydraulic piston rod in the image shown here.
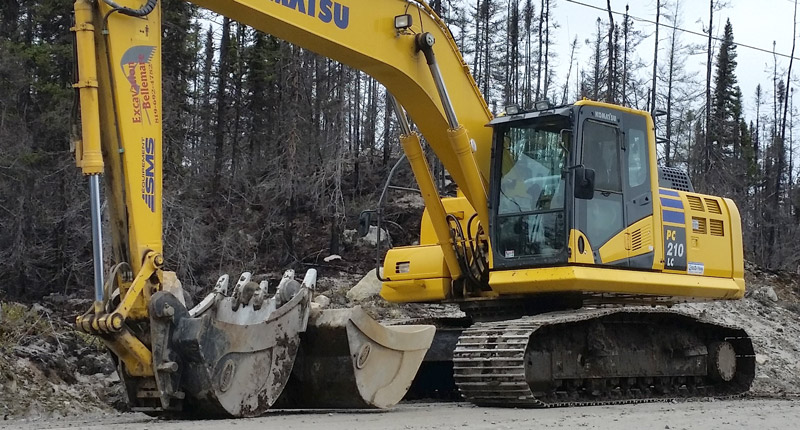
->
[389,95,462,280]
[73,0,106,314]
[414,32,490,229]
[89,175,105,313]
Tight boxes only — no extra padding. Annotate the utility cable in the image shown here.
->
[565,0,800,61]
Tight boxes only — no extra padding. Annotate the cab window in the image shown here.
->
[627,128,647,188]
[498,124,568,214]
[494,116,570,260]
[581,120,620,192]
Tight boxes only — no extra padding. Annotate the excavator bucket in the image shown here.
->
[276,306,435,409]
[145,270,314,417]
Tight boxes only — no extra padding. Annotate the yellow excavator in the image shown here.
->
[69,0,754,416]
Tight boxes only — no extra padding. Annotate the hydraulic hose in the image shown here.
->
[102,0,158,17]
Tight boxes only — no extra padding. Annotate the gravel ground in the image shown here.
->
[676,264,800,395]
[2,399,798,430]
[1,263,797,421]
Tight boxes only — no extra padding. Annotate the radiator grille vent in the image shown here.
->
[710,219,725,236]
[705,199,722,214]
[658,166,695,192]
[629,226,651,251]
[692,217,707,234]
[687,195,705,212]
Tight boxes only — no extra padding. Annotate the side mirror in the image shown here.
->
[357,211,374,237]
[574,167,595,200]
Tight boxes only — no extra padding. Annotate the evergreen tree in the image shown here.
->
[245,31,280,175]
[161,0,197,178]
[704,19,742,194]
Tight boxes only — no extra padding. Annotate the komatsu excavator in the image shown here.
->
[70,0,754,416]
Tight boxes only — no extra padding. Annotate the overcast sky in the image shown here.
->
[550,0,800,121]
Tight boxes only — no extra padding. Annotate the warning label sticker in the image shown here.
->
[687,262,705,275]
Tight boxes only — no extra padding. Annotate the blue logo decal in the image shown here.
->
[142,137,156,212]
[274,0,350,29]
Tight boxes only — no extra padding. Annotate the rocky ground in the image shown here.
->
[0,298,123,420]
[676,263,800,396]
[0,260,797,420]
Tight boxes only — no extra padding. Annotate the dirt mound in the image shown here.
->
[676,262,800,396]
[313,268,463,322]
[0,300,122,419]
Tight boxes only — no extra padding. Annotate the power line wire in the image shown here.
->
[565,0,800,61]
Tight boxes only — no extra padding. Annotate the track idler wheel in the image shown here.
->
[708,341,737,382]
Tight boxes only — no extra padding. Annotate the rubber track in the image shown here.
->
[453,308,754,408]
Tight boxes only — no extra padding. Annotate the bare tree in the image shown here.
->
[651,0,661,115]
[606,0,615,103]
[588,17,606,100]
[704,0,713,172]
[622,4,630,105]
[779,0,797,198]
[522,0,535,106]
[542,0,553,99]
[212,18,231,195]
[536,0,544,100]
[755,84,763,166]
[561,37,578,104]
[660,0,697,166]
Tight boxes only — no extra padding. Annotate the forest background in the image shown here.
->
[1,0,798,300]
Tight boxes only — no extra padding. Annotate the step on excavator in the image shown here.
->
[69,0,754,416]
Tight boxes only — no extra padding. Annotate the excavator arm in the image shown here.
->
[70,0,499,416]
[72,0,493,320]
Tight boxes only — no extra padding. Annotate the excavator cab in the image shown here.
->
[491,107,571,266]
[489,101,655,271]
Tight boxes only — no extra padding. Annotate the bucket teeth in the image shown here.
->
[276,277,302,307]
[252,280,270,310]
[230,272,252,311]
[149,269,316,417]
[143,268,433,417]
[237,272,252,287]
[238,281,259,306]
[214,274,230,295]
[301,269,317,290]
[189,274,230,317]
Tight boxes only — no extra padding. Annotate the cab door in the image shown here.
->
[574,107,627,265]
[619,112,655,269]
